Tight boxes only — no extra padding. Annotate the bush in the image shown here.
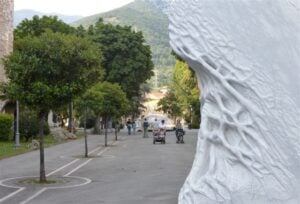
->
[0,114,13,141]
[20,110,50,141]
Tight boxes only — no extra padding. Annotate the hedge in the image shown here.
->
[0,114,13,141]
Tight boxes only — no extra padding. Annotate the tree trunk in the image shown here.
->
[115,121,118,141]
[94,115,101,135]
[38,111,47,183]
[84,108,88,158]
[104,116,108,147]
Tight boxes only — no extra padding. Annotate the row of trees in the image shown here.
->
[1,16,154,182]
[157,57,201,128]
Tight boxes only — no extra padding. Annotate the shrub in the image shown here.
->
[20,110,50,141]
[0,114,13,141]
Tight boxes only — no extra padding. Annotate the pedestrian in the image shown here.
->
[115,121,120,132]
[126,119,132,135]
[175,119,184,142]
[143,118,149,138]
[132,121,137,135]
[159,119,167,136]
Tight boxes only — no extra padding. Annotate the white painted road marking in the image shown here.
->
[0,139,121,203]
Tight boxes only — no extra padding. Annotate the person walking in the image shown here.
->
[126,119,132,135]
[143,118,149,138]
[132,121,137,135]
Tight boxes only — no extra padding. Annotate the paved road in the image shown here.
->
[0,129,198,204]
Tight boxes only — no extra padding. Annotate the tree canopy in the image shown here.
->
[87,19,154,99]
[79,82,129,119]
[1,30,103,182]
[2,31,103,112]
[157,58,201,127]
[14,15,76,39]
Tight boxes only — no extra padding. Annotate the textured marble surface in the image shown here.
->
[163,0,300,203]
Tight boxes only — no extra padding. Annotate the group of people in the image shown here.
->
[126,118,185,142]
[126,119,137,135]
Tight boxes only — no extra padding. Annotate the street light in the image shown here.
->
[15,100,20,148]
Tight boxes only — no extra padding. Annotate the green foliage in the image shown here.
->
[157,91,181,119]
[78,82,129,119]
[14,15,76,39]
[88,19,154,99]
[172,59,201,126]
[156,58,201,126]
[73,0,174,88]
[2,31,103,113]
[0,114,13,141]
[20,109,50,141]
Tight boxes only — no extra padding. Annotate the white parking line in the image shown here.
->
[47,145,102,177]
[47,159,79,177]
[0,187,25,203]
[0,139,121,203]
[20,188,47,204]
[64,147,110,177]
[64,159,93,176]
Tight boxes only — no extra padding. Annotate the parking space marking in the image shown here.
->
[0,187,25,203]
[20,188,47,204]
[0,138,122,203]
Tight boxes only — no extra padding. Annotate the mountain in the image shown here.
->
[73,0,175,87]
[14,9,83,27]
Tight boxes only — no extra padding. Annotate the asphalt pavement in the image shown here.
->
[0,129,198,204]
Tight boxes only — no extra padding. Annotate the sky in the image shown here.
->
[14,0,135,16]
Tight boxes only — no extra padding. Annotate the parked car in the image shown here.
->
[138,114,175,132]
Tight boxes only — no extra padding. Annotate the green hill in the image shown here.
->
[73,0,175,87]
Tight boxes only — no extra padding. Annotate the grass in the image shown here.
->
[0,135,60,160]
[0,130,87,160]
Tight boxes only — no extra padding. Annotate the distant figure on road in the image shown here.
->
[175,119,185,143]
[132,121,137,135]
[126,119,132,135]
[159,120,167,136]
[152,118,160,131]
[143,118,149,138]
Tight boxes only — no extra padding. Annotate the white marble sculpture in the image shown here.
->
[164,0,300,203]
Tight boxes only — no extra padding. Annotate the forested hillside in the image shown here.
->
[73,0,175,87]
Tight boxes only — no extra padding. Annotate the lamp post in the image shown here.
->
[15,100,20,147]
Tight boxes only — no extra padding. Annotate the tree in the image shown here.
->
[87,19,154,100]
[14,16,79,132]
[1,31,103,183]
[172,59,201,127]
[14,15,76,39]
[157,91,181,121]
[79,82,129,147]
